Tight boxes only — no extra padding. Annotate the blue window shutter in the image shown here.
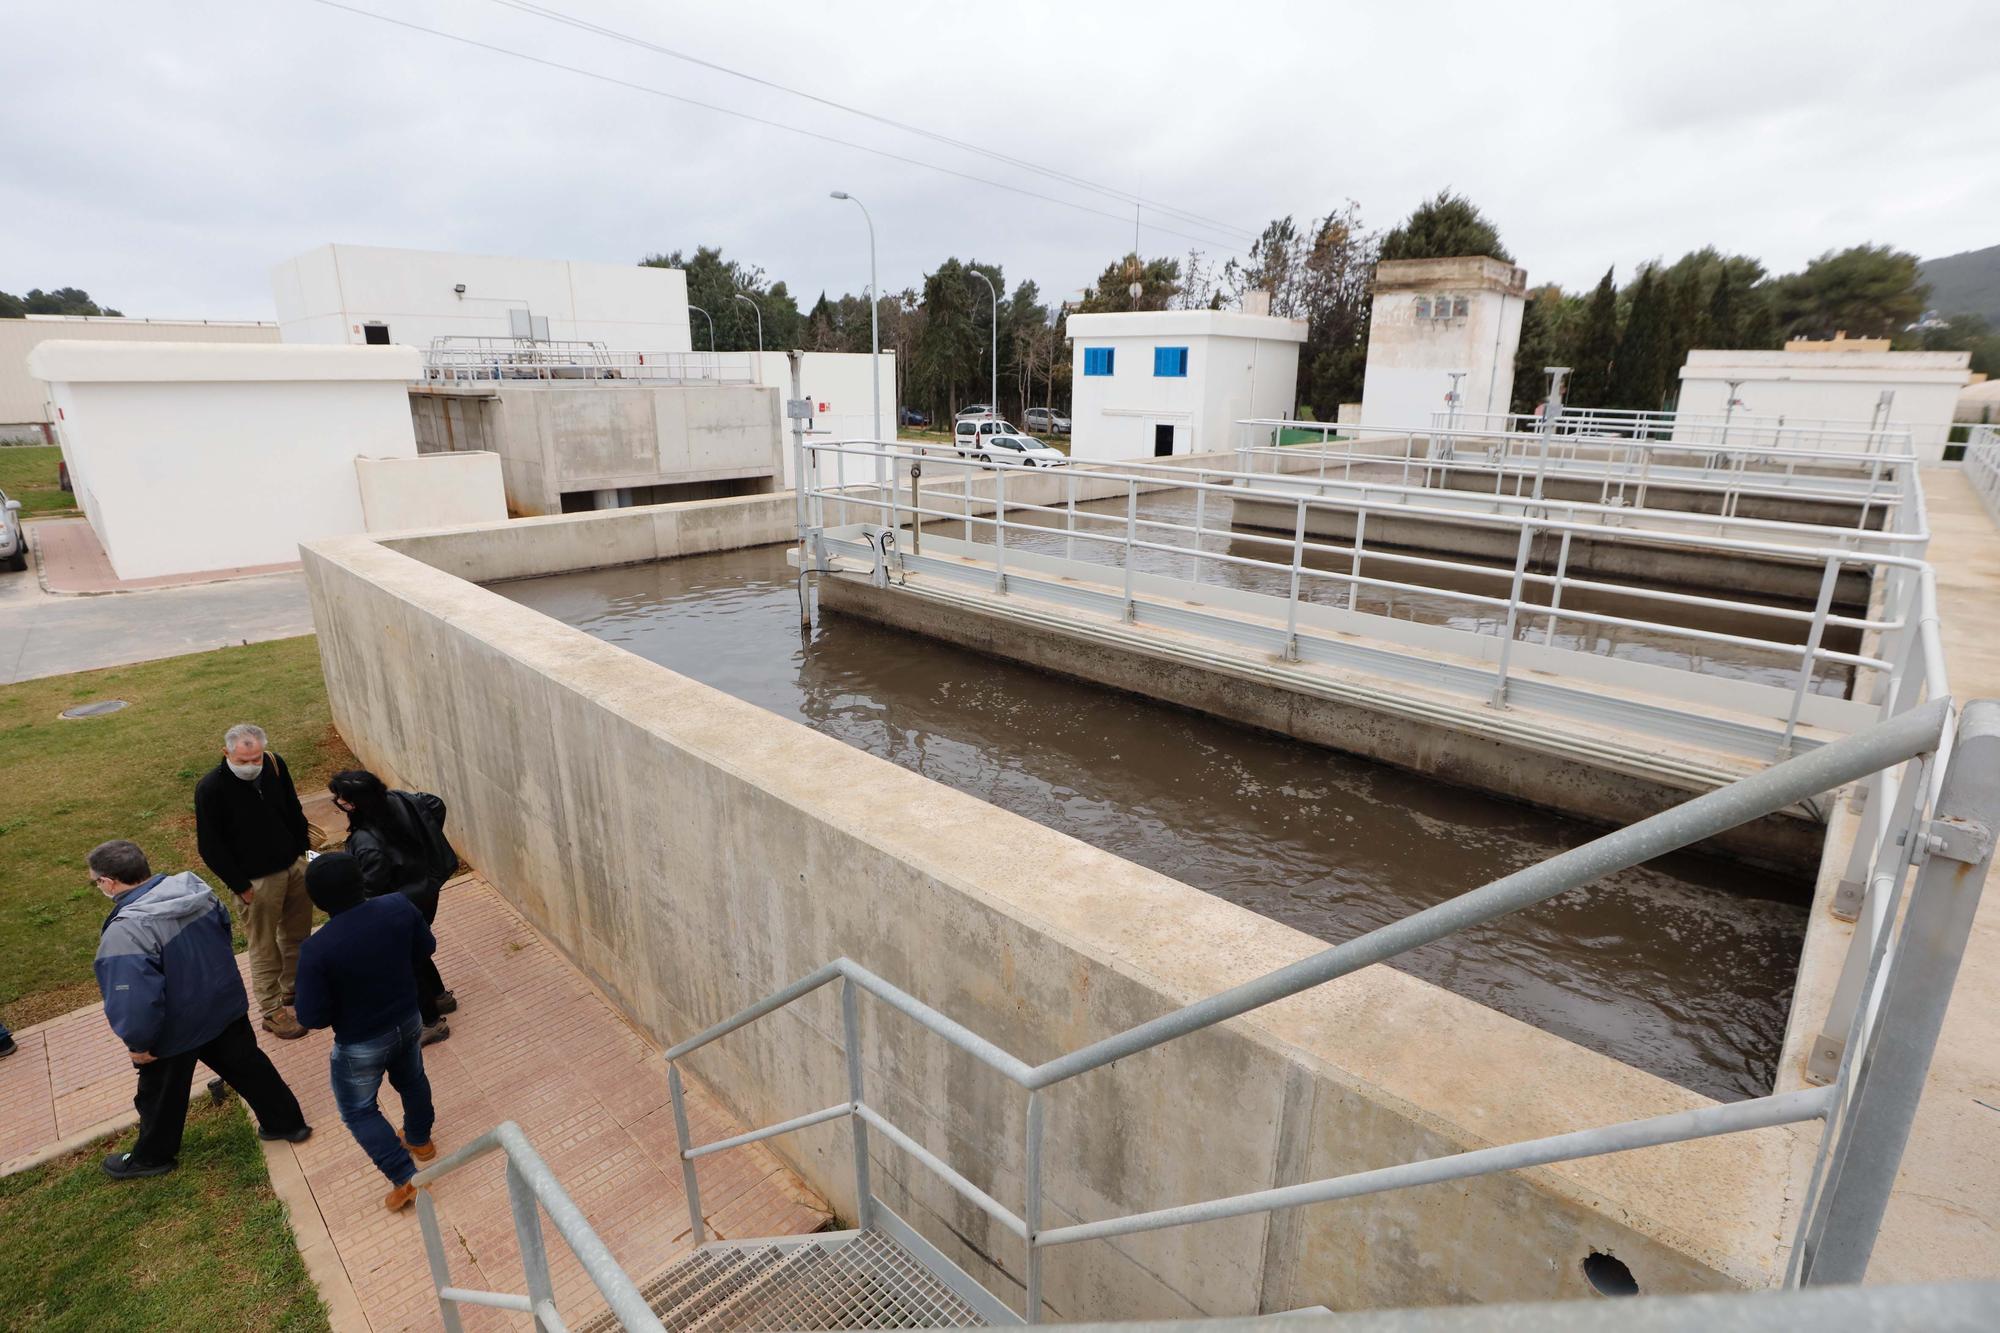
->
[1154,346,1188,377]
[1085,347,1114,376]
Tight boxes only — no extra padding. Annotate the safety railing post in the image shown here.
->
[1489,523,1536,708]
[1190,474,1206,585]
[507,1159,559,1331]
[842,978,875,1229]
[1023,1092,1044,1325]
[1780,555,1845,759]
[1798,702,2000,1285]
[1065,469,1078,562]
[1541,529,1573,646]
[1284,499,1307,661]
[416,1188,467,1333]
[1346,510,1367,612]
[668,1063,704,1244]
[994,465,1009,593]
[1123,479,1139,622]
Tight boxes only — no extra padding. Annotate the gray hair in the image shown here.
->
[88,839,152,886]
[223,723,268,752]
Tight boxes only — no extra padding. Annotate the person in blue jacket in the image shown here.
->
[295,852,438,1213]
[90,839,312,1178]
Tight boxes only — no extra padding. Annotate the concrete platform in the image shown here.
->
[0,876,832,1331]
[1869,467,2000,1282]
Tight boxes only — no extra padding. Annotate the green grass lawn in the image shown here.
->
[0,1098,329,1331]
[0,444,81,518]
[0,638,354,1028]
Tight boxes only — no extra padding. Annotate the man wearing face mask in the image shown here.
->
[193,722,313,1040]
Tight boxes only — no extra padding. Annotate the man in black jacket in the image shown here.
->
[193,722,313,1039]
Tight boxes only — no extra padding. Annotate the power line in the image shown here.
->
[483,0,1260,243]
[299,0,1251,256]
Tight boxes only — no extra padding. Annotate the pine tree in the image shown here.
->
[1378,191,1512,264]
[1611,267,1670,411]
[1567,269,1620,408]
[1705,272,1736,347]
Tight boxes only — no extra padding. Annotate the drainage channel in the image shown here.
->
[496,545,1811,1103]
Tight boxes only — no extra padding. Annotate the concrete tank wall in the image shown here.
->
[301,492,1805,1319]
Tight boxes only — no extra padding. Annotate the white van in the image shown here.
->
[953,418,1021,455]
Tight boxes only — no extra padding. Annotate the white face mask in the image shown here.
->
[228,759,264,781]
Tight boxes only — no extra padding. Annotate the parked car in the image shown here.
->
[978,434,1069,469]
[898,406,929,428]
[0,489,27,572]
[1023,407,1071,435]
[953,417,1022,454]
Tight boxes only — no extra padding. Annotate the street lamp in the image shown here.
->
[688,304,716,354]
[829,191,883,467]
[969,269,997,426]
[732,292,764,358]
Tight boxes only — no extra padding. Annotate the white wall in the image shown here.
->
[748,350,900,487]
[355,452,507,533]
[28,341,420,579]
[271,244,693,354]
[1673,351,1971,459]
[1,315,277,428]
[1360,290,1523,429]
[1066,311,1305,464]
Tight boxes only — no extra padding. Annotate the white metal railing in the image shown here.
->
[410,1120,665,1332]
[1237,419,1919,532]
[421,336,756,386]
[1433,407,1915,455]
[660,698,1996,1318]
[797,439,1936,759]
[1965,424,2000,526]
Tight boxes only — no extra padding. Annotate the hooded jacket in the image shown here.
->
[93,871,248,1057]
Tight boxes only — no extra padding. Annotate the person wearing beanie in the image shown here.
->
[294,852,440,1213]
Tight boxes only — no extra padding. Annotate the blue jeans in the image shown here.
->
[329,1013,435,1185]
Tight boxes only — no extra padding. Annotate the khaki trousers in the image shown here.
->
[239,855,312,1016]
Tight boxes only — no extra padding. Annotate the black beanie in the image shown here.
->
[305,852,366,915]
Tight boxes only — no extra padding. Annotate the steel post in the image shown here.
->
[507,1159,559,1331]
[1123,480,1139,622]
[417,1187,467,1333]
[994,465,1009,593]
[1024,1092,1045,1324]
[668,1063,704,1244]
[1489,524,1537,708]
[1797,702,1998,1285]
[1780,555,1845,758]
[1284,499,1307,661]
[843,978,875,1229]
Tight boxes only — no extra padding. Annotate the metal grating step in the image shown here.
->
[579,1229,990,1332]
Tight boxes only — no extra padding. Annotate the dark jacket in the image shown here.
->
[346,791,456,915]
[94,872,248,1057]
[294,895,436,1044]
[193,754,311,894]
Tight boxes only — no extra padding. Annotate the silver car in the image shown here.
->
[1023,407,1071,435]
[0,488,26,572]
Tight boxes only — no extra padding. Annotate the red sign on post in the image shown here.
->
[817,402,829,413]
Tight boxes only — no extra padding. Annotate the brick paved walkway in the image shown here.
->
[31,516,300,593]
[0,877,831,1331]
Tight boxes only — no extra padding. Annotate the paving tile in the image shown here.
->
[0,876,831,1330]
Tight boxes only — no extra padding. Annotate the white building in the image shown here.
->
[1359,257,1528,429]
[1674,348,1971,459]
[271,243,693,352]
[26,341,498,580]
[1065,308,1305,462]
[1,315,278,439]
[748,350,899,486]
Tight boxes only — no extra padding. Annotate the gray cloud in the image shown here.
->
[2,0,1992,319]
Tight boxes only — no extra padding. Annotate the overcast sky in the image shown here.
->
[3,1,1994,321]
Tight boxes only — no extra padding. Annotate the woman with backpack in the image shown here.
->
[329,770,460,1046]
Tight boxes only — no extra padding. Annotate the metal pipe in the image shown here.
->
[682,1102,853,1159]
[843,979,875,1230]
[1024,1092,1045,1324]
[1022,700,1951,1090]
[439,1288,533,1313]
[668,1066,704,1244]
[417,1189,467,1333]
[854,1102,1029,1239]
[1035,1087,1832,1249]
[665,962,843,1059]
[507,1158,558,1329]
[841,961,1039,1084]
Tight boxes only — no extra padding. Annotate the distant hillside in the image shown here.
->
[1919,244,2000,326]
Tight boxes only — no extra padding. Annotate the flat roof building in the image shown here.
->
[1675,348,1971,459]
[1065,307,1305,462]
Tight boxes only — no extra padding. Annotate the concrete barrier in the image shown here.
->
[302,488,1805,1319]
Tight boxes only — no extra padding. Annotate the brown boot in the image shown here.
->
[384,1181,417,1212]
[262,1009,307,1040]
[400,1132,437,1163]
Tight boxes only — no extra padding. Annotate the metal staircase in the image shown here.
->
[577,1229,999,1333]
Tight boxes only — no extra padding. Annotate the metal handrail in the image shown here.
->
[421,345,757,386]
[801,439,1936,751]
[1431,408,1917,455]
[1966,425,2000,525]
[409,1120,666,1333]
[662,697,1996,1316]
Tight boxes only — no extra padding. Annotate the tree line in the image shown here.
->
[1,287,122,318]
